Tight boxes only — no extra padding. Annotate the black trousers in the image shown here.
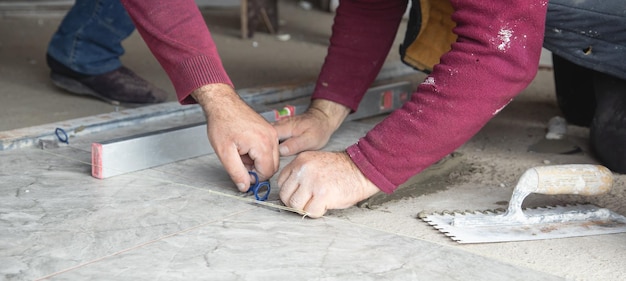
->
[553,54,626,174]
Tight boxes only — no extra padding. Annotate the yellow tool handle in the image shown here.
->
[515,164,613,196]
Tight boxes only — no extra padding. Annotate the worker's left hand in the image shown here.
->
[278,151,380,218]
[273,99,350,156]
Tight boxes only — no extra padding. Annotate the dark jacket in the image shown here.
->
[544,0,626,80]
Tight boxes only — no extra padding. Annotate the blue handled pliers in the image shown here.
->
[248,171,270,201]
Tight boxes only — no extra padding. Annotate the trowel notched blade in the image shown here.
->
[420,204,626,244]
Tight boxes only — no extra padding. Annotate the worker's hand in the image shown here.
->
[192,84,279,191]
[278,151,380,218]
[273,99,350,156]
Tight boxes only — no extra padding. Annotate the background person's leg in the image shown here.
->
[544,0,626,173]
[590,73,626,174]
[47,0,134,75]
[552,54,596,127]
[46,0,168,105]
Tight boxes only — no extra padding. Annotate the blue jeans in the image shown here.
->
[47,0,135,76]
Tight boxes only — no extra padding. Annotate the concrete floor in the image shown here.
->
[1,1,625,280]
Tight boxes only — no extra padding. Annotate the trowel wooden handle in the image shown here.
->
[515,164,613,196]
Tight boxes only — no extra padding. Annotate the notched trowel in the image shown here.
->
[419,164,626,243]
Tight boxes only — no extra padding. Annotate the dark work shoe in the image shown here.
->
[47,54,169,106]
[590,72,626,174]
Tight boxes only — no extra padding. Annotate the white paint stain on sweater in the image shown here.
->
[423,77,435,86]
[497,28,513,51]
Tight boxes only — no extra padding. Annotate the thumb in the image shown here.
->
[219,146,252,192]
[279,135,314,156]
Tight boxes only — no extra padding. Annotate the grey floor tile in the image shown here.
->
[0,148,255,280]
[1,123,563,281]
[40,209,562,281]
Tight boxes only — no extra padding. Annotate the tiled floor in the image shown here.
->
[1,1,625,280]
[1,120,562,281]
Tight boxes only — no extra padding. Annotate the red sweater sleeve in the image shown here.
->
[121,0,233,104]
[345,0,548,193]
[312,0,408,111]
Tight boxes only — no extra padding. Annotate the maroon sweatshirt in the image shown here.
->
[122,0,548,194]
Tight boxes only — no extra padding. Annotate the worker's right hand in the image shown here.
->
[278,151,380,218]
[192,84,280,192]
[273,99,350,156]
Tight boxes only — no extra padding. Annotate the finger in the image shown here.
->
[272,139,280,172]
[247,143,279,181]
[302,195,327,218]
[278,164,303,208]
[284,183,313,212]
[240,154,254,170]
[278,134,315,156]
[273,118,295,141]
[278,163,311,211]
[218,145,252,192]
